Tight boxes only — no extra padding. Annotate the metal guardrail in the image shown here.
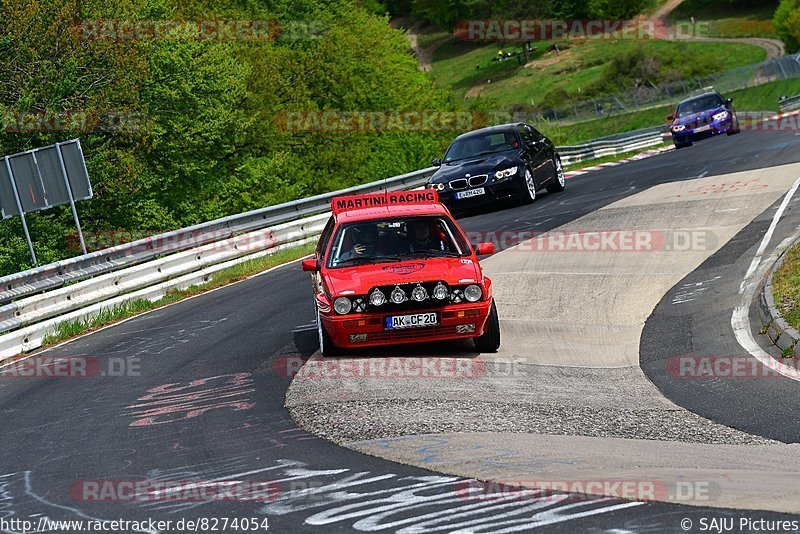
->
[0,126,667,309]
[558,126,669,165]
[0,218,328,358]
[0,126,676,359]
[0,167,438,306]
[0,215,329,335]
[780,94,800,113]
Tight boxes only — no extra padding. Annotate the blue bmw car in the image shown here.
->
[668,92,741,148]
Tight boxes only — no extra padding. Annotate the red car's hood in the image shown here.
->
[323,257,481,296]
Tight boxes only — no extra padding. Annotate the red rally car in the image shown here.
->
[301,189,500,356]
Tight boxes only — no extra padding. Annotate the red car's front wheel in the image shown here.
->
[317,308,342,357]
[474,300,500,353]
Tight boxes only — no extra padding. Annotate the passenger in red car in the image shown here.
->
[409,220,447,252]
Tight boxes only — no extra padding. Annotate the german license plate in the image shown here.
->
[385,312,438,330]
[455,188,485,200]
[695,125,711,132]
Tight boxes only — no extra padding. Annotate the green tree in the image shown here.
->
[775,0,800,52]
[0,0,454,275]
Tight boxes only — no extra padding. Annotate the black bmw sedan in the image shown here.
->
[428,122,565,213]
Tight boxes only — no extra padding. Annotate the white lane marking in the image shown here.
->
[292,321,317,333]
[732,176,800,382]
[741,177,800,290]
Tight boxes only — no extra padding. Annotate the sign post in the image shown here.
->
[54,142,87,255]
[3,156,38,267]
[0,139,93,266]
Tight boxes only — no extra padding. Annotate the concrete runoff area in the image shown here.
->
[348,433,800,514]
[286,161,800,511]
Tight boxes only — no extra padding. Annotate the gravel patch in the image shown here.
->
[288,399,778,446]
[286,358,777,446]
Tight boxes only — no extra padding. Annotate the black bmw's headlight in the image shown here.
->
[493,167,519,181]
[429,182,445,191]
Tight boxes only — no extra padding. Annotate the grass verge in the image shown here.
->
[668,0,778,38]
[40,241,317,347]
[563,141,671,172]
[540,106,672,146]
[769,244,800,331]
[430,38,766,107]
[536,79,800,146]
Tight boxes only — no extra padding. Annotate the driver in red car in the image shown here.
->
[339,224,380,261]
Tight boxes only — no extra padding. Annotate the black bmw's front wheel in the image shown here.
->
[546,155,565,193]
[523,168,537,203]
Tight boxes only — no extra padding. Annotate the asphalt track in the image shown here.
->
[2,127,800,533]
[641,153,800,442]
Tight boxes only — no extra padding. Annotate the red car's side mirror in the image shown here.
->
[476,242,495,255]
[666,114,675,122]
[301,259,318,272]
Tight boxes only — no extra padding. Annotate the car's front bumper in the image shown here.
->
[437,176,526,211]
[671,116,735,144]
[321,299,493,349]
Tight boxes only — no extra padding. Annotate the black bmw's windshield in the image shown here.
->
[443,130,520,163]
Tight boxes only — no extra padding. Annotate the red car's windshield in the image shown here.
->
[327,216,470,268]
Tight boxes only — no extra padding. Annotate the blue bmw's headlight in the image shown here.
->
[713,111,729,121]
[672,124,686,132]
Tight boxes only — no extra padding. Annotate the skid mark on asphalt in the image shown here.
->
[98,319,228,358]
[45,457,642,531]
[665,177,768,200]
[0,471,157,534]
[124,373,255,426]
[671,276,722,305]
[257,459,642,533]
